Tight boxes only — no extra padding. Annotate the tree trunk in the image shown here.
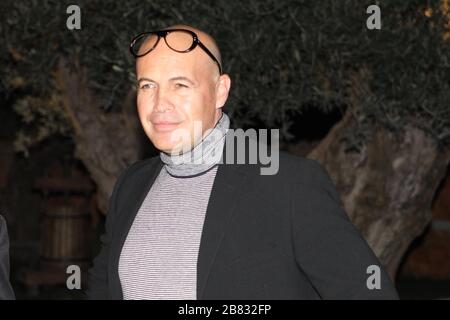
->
[53,59,147,214]
[307,111,449,279]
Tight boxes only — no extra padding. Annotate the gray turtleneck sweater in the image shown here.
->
[118,113,229,300]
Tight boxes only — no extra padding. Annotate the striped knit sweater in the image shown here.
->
[118,165,219,300]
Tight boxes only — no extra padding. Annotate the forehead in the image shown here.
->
[136,42,210,79]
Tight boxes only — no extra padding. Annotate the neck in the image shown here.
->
[160,112,230,177]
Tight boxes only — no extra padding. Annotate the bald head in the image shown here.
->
[165,24,222,68]
[135,24,222,78]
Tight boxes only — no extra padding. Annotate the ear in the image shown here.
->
[215,74,231,110]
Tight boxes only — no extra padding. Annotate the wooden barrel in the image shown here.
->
[40,195,91,270]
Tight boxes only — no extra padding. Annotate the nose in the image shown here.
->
[154,87,174,113]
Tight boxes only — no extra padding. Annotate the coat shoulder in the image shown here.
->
[118,156,160,184]
[277,151,329,184]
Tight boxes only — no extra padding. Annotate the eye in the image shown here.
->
[175,83,189,89]
[139,82,155,90]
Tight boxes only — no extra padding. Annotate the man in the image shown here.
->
[87,25,399,300]
[0,215,15,300]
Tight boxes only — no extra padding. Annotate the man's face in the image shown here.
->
[136,32,228,155]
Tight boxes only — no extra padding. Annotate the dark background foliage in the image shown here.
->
[1,0,449,153]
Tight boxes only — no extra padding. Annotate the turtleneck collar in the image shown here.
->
[159,112,230,177]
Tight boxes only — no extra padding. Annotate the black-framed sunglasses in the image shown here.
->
[130,28,222,75]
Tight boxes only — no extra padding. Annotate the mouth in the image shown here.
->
[151,121,181,132]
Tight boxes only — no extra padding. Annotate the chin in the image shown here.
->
[151,139,174,153]
[150,130,195,154]
[149,137,181,154]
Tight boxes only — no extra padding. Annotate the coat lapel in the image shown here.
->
[110,158,164,299]
[196,145,249,299]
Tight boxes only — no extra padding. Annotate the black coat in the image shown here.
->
[87,143,398,300]
[0,215,15,300]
